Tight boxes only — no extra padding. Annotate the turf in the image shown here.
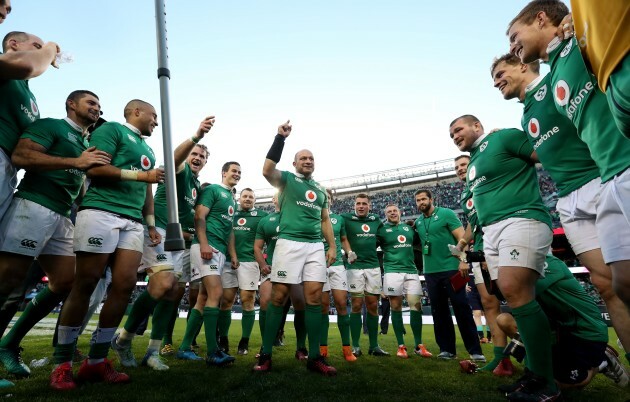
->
[2,315,627,401]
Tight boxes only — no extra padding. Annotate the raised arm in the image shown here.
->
[173,116,214,173]
[0,41,59,80]
[263,120,291,188]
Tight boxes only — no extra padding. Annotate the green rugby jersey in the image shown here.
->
[459,185,483,252]
[192,184,235,256]
[0,77,39,154]
[467,129,552,229]
[277,171,328,243]
[376,221,416,274]
[255,211,280,265]
[522,74,600,197]
[324,213,346,267]
[340,212,382,269]
[80,122,156,221]
[15,118,87,217]
[547,37,630,183]
[536,254,608,343]
[154,163,200,248]
[233,208,269,262]
[414,207,462,274]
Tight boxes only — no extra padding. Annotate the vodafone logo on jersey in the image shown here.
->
[397,235,406,243]
[361,224,370,233]
[237,218,246,226]
[466,198,474,209]
[528,118,541,138]
[30,99,39,116]
[140,155,151,170]
[305,190,317,202]
[468,166,476,181]
[228,205,234,216]
[554,80,570,107]
[192,188,197,199]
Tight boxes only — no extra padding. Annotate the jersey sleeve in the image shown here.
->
[88,122,120,156]
[339,216,346,237]
[20,118,55,149]
[503,128,535,161]
[196,186,216,209]
[279,170,290,188]
[445,209,464,232]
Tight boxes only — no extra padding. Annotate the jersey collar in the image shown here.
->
[472,133,488,149]
[63,117,85,134]
[123,122,143,137]
[546,36,562,55]
[524,74,545,94]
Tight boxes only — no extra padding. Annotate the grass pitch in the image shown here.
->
[3,315,627,401]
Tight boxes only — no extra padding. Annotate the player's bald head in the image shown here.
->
[124,99,154,118]
[294,149,313,162]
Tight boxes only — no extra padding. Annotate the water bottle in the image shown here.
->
[55,51,74,65]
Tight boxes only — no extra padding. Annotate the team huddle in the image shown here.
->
[0,0,629,400]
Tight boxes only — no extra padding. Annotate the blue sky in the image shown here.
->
[5,1,562,192]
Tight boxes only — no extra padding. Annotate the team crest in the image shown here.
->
[140,155,151,170]
[331,218,337,224]
[30,99,39,116]
[369,215,375,221]
[534,85,547,101]
[403,225,409,231]
[468,166,476,181]
[466,198,474,209]
[528,118,540,138]
[127,134,137,143]
[251,211,257,216]
[397,235,406,243]
[479,141,488,152]
[67,132,77,143]
[228,205,234,216]
[237,218,246,226]
[554,80,570,107]
[560,40,573,57]
[361,224,370,233]
[305,190,317,202]
[221,192,228,199]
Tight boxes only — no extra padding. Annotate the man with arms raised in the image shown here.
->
[341,194,389,357]
[254,120,337,375]
[450,115,556,401]
[50,99,164,390]
[112,117,213,370]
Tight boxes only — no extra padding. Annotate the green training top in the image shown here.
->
[459,185,483,252]
[80,122,156,221]
[0,77,39,154]
[467,129,552,229]
[376,221,416,274]
[16,118,87,217]
[414,207,462,274]
[341,212,383,270]
[522,74,600,197]
[255,211,280,265]
[536,254,608,343]
[192,183,235,256]
[324,212,346,267]
[277,171,328,243]
[547,37,630,183]
[154,163,200,248]
[233,208,269,262]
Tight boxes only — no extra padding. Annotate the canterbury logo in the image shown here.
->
[157,254,167,262]
[388,287,394,292]
[20,239,37,249]
[88,237,103,246]
[277,270,287,278]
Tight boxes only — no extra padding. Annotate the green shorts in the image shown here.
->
[606,52,630,138]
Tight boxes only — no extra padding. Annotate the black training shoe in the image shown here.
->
[507,381,561,402]
[368,346,390,356]
[498,368,535,394]
[237,338,249,356]
[218,336,229,354]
